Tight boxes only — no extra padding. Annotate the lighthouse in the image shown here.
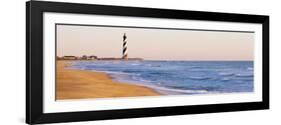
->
[122,33,128,59]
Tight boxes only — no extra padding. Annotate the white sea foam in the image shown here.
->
[247,67,253,70]
[188,76,210,80]
[218,72,235,76]
[144,84,214,95]
[221,78,230,81]
[235,73,253,77]
[93,70,131,75]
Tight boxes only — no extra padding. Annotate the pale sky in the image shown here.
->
[56,24,254,61]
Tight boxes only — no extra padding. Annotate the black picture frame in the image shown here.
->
[26,1,269,124]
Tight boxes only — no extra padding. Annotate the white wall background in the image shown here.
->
[0,0,279,124]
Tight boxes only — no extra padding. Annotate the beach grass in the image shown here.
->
[56,60,160,100]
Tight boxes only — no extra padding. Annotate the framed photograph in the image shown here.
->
[26,1,269,124]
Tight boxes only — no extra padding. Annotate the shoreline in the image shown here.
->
[56,60,161,100]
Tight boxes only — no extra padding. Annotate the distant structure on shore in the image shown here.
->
[58,55,98,60]
[59,56,77,60]
[122,33,128,59]
[57,33,143,61]
[57,55,142,61]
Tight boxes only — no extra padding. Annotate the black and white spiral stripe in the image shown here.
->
[123,37,128,59]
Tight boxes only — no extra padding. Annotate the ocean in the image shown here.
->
[70,61,254,95]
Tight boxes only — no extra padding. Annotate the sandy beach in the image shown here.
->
[56,61,160,100]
